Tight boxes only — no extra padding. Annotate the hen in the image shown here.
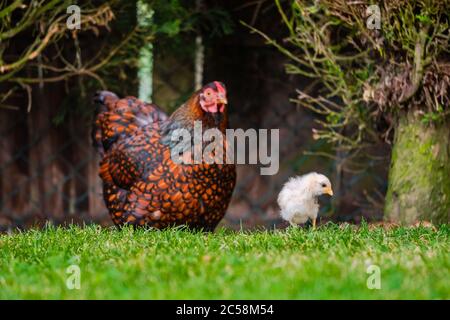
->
[92,81,236,231]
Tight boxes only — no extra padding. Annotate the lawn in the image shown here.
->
[0,223,448,299]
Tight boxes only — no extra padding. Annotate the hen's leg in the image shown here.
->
[312,217,316,229]
[103,182,128,227]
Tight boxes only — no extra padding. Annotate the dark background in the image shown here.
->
[0,0,389,231]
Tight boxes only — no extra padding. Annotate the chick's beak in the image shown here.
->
[324,186,334,196]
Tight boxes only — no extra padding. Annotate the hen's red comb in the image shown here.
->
[214,81,226,93]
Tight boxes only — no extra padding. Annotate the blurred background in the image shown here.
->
[0,0,389,231]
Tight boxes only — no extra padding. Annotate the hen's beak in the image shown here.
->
[218,98,228,105]
[324,186,334,196]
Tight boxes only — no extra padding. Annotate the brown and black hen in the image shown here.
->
[92,82,236,231]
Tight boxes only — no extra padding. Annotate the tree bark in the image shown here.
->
[385,111,450,224]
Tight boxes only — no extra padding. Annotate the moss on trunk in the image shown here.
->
[385,111,450,224]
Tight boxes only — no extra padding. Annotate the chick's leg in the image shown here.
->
[312,217,316,230]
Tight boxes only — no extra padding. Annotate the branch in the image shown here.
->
[399,27,429,104]
[0,23,61,76]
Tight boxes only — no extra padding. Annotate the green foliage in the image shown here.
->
[248,0,450,154]
[149,0,233,58]
[151,0,233,39]
[0,0,234,115]
[0,224,449,299]
[0,0,134,112]
[421,104,446,125]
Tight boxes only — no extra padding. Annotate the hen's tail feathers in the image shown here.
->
[92,91,168,155]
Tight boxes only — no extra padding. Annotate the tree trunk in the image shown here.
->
[385,111,450,224]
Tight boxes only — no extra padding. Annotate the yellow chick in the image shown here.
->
[278,172,333,229]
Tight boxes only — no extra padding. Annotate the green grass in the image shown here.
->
[0,223,449,299]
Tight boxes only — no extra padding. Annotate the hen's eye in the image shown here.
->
[321,183,327,188]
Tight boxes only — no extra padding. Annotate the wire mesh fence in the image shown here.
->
[0,36,388,232]
[0,122,96,230]
[0,87,387,233]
